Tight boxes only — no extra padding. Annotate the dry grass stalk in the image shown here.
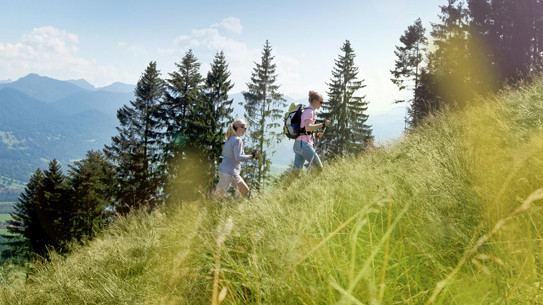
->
[342,206,408,301]
[293,204,375,269]
[424,188,543,304]
[212,215,233,305]
[378,200,393,302]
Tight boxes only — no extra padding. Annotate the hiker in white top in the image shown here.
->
[215,118,260,198]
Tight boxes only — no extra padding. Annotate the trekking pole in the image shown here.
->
[314,126,326,152]
[307,125,327,171]
[314,118,328,154]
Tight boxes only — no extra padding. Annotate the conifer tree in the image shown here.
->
[391,18,428,128]
[161,50,206,201]
[105,61,165,213]
[242,40,286,190]
[468,0,496,80]
[320,40,373,158]
[428,0,473,107]
[532,0,543,72]
[203,51,234,180]
[411,67,439,127]
[1,169,45,261]
[37,159,72,254]
[162,50,204,153]
[175,51,235,195]
[468,0,543,83]
[3,155,115,261]
[67,150,115,240]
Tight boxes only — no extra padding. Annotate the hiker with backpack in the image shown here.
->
[289,91,331,171]
[214,118,260,198]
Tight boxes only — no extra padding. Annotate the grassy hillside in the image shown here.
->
[2,80,543,304]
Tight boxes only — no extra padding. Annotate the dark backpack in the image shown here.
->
[284,103,308,139]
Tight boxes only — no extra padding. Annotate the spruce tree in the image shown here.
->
[37,159,71,254]
[532,0,543,72]
[320,40,373,158]
[67,150,115,240]
[411,67,439,127]
[242,40,286,190]
[468,0,543,83]
[203,51,234,181]
[162,49,204,153]
[391,18,428,128]
[161,50,206,201]
[1,169,44,261]
[105,61,165,213]
[3,155,115,261]
[3,160,101,259]
[428,0,473,107]
[468,0,495,78]
[492,0,535,82]
[177,51,235,195]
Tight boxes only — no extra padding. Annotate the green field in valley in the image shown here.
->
[0,210,11,236]
[0,202,13,233]
[0,177,24,188]
[0,214,12,223]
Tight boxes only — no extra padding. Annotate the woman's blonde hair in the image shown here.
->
[225,118,248,140]
[308,90,323,104]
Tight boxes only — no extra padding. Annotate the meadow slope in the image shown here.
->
[2,80,543,304]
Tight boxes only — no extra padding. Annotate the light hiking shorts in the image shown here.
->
[215,170,245,194]
[293,140,323,170]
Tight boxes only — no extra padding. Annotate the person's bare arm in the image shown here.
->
[304,119,330,132]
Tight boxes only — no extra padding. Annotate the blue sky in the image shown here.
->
[0,0,443,114]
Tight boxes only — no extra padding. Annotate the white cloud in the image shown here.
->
[215,17,243,35]
[173,35,190,46]
[0,26,78,60]
[165,17,403,111]
[23,26,79,55]
[169,17,300,95]
[0,26,135,86]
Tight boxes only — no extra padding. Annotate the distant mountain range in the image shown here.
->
[0,74,135,182]
[0,73,404,186]
[66,78,137,93]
